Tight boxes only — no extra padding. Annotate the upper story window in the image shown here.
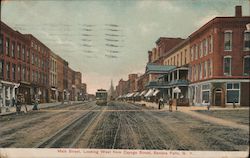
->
[22,46,25,61]
[208,35,213,53]
[243,56,250,76]
[199,42,203,57]
[224,56,232,76]
[224,31,232,51]
[17,44,21,59]
[0,34,3,54]
[6,38,10,56]
[203,39,207,56]
[244,31,250,51]
[11,42,15,58]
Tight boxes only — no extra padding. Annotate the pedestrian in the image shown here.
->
[22,95,28,113]
[169,99,173,112]
[158,98,164,109]
[207,104,210,110]
[12,97,16,107]
[16,94,22,114]
[233,98,237,108]
[32,95,39,110]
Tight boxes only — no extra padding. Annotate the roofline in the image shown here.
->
[189,16,250,39]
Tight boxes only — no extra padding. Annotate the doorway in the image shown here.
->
[214,88,222,106]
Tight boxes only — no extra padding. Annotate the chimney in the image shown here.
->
[235,6,242,17]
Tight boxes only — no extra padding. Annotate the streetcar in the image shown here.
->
[95,89,108,106]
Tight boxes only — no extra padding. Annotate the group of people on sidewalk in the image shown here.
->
[158,98,177,112]
[13,94,39,115]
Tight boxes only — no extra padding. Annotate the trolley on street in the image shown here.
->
[96,89,108,106]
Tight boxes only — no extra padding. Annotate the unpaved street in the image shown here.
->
[0,101,249,151]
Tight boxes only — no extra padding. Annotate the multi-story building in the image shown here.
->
[56,55,64,102]
[24,34,50,103]
[188,6,250,106]
[49,51,57,102]
[128,74,138,93]
[149,37,185,65]
[115,79,129,97]
[74,71,82,100]
[0,22,22,108]
[163,39,190,67]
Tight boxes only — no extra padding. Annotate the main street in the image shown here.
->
[0,102,248,151]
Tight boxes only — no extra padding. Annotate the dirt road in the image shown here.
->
[0,101,248,151]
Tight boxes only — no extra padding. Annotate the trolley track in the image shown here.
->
[35,104,102,148]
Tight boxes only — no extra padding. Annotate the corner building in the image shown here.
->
[188,6,250,106]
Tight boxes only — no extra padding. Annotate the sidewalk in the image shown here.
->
[133,101,249,131]
[0,101,84,116]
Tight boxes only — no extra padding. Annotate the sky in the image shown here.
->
[1,0,249,94]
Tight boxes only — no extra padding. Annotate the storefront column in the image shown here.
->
[3,86,6,107]
[177,69,180,80]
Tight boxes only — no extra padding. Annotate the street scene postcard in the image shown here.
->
[0,0,249,158]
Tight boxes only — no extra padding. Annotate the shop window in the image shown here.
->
[224,31,232,51]
[226,83,240,104]
[244,31,250,51]
[243,56,250,75]
[224,56,231,76]
[202,84,210,103]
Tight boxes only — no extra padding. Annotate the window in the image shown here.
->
[12,64,16,80]
[11,42,15,58]
[198,63,202,80]
[243,56,250,75]
[224,31,232,51]
[6,62,10,79]
[208,60,212,77]
[0,60,3,79]
[202,84,210,104]
[0,34,3,54]
[27,49,30,63]
[226,83,240,104]
[17,44,21,59]
[22,46,25,61]
[203,39,207,56]
[17,65,20,81]
[22,66,26,81]
[199,42,203,57]
[31,53,34,64]
[224,56,231,75]
[244,31,250,51]
[6,38,10,56]
[195,44,198,60]
[190,46,194,61]
[208,35,213,53]
[204,61,207,78]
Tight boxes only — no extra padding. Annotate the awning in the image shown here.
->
[153,89,160,96]
[51,88,57,91]
[144,89,154,97]
[133,92,140,97]
[139,90,147,96]
[127,93,135,98]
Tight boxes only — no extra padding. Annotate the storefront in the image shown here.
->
[0,80,19,112]
[189,79,249,107]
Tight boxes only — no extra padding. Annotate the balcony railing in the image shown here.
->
[146,79,189,88]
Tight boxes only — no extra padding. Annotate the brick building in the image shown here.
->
[56,55,64,102]
[49,51,58,102]
[128,74,138,93]
[188,6,250,106]
[149,37,185,65]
